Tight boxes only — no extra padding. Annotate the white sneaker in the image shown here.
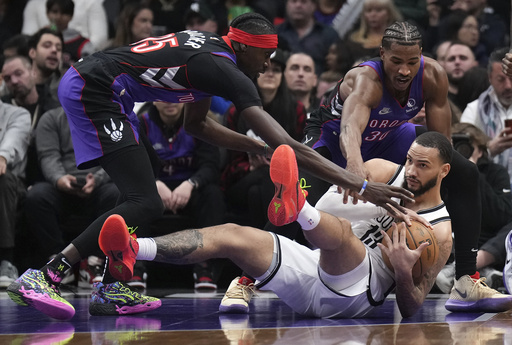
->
[503,230,512,293]
[219,276,256,313]
[436,261,455,294]
[445,274,512,312]
[0,260,18,288]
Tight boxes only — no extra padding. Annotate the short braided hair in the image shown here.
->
[382,21,422,49]
[230,12,276,35]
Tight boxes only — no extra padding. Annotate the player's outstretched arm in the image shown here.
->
[241,106,414,215]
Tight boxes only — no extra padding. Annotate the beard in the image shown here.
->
[402,175,438,197]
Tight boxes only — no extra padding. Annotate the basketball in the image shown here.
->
[382,220,439,283]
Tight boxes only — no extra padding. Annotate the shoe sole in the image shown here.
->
[89,299,162,316]
[99,215,134,281]
[268,145,300,226]
[219,303,249,313]
[503,231,512,294]
[445,296,512,313]
[7,281,75,320]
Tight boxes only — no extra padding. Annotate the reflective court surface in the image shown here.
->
[1,289,512,344]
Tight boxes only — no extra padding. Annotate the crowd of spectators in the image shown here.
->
[0,0,511,291]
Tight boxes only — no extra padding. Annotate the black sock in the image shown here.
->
[41,253,72,285]
[101,257,118,284]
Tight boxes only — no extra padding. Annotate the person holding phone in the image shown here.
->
[461,47,512,188]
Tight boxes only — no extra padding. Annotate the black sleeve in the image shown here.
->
[186,53,262,112]
[479,162,512,233]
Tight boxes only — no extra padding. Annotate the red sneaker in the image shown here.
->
[267,145,307,226]
[98,215,138,281]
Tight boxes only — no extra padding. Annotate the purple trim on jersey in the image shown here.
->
[211,51,236,64]
[141,113,196,183]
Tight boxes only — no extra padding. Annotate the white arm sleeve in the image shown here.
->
[316,185,388,222]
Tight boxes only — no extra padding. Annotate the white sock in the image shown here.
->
[297,201,321,230]
[136,237,157,261]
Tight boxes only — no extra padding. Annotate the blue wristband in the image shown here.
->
[358,179,368,195]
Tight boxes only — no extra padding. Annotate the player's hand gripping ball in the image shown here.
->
[382,220,439,284]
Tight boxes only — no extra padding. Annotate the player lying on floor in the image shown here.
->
[98,132,512,318]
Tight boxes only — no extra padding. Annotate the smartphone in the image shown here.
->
[505,119,512,129]
[71,177,86,189]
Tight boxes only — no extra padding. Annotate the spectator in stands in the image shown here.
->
[443,41,478,117]
[24,107,119,283]
[462,0,507,55]
[284,52,319,115]
[1,54,61,186]
[341,0,402,68]
[46,0,95,71]
[277,0,338,75]
[442,10,489,66]
[139,101,225,290]
[454,66,489,120]
[222,49,306,228]
[437,123,512,291]
[0,101,30,288]
[108,3,153,50]
[22,0,108,50]
[184,0,219,34]
[460,47,512,187]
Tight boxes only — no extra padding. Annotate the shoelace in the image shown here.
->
[299,178,310,190]
[226,283,257,300]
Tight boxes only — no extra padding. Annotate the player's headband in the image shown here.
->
[227,27,278,49]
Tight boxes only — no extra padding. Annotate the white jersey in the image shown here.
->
[256,165,450,318]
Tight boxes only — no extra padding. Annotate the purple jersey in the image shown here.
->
[306,57,425,167]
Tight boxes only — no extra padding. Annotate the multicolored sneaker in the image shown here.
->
[503,230,512,293]
[219,276,256,313]
[89,281,161,316]
[6,269,75,320]
[445,274,512,313]
[267,145,307,226]
[98,214,138,281]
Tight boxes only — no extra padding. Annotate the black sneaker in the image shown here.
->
[193,263,217,290]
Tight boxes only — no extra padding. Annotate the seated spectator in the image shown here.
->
[46,0,95,71]
[139,101,226,290]
[0,101,30,287]
[277,0,338,75]
[284,52,319,115]
[437,123,512,291]
[341,0,402,67]
[107,3,153,50]
[454,66,489,118]
[1,54,61,186]
[24,107,119,284]
[441,9,489,66]
[184,0,219,34]
[460,47,512,187]
[22,0,108,50]
[222,49,306,228]
[443,41,478,118]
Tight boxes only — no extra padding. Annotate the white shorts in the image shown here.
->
[255,233,395,318]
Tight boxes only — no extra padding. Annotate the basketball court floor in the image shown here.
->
[1,287,512,344]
